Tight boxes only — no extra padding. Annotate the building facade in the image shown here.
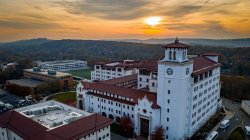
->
[91,60,140,81]
[37,60,88,71]
[76,39,222,140]
[23,68,74,91]
[0,100,113,140]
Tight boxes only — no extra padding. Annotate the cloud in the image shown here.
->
[0,19,59,29]
[238,19,248,23]
[163,5,202,18]
[52,0,153,20]
[163,20,237,38]
[52,0,241,21]
[25,3,43,11]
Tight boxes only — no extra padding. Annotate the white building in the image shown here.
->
[241,100,250,116]
[37,60,88,71]
[91,60,140,81]
[0,100,113,140]
[77,39,222,140]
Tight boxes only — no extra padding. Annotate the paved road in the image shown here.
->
[216,98,250,139]
[111,133,128,140]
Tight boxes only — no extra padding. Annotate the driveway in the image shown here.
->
[216,98,250,139]
[111,133,128,140]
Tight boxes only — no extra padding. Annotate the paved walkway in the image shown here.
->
[111,133,128,140]
[209,108,235,133]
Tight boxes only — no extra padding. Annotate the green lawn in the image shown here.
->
[47,91,76,102]
[67,68,92,79]
[228,127,246,140]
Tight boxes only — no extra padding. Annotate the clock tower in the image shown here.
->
[157,38,193,139]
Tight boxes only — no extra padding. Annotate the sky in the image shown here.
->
[0,0,250,41]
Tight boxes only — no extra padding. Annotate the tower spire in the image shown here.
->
[175,37,179,43]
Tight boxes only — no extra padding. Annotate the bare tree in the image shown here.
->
[151,126,165,140]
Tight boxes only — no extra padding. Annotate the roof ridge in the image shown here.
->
[94,82,155,94]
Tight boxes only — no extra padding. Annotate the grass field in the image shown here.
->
[67,68,92,79]
[228,127,246,140]
[47,91,76,102]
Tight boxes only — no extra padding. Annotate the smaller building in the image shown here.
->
[0,100,113,140]
[23,68,73,91]
[37,60,88,71]
[241,100,250,116]
[0,62,17,71]
[91,60,141,81]
[5,78,47,95]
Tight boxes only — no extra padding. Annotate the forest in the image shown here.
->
[0,38,250,100]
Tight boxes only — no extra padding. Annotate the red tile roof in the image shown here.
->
[49,114,114,140]
[162,39,190,49]
[0,110,48,140]
[136,61,158,72]
[191,56,222,76]
[101,74,137,85]
[202,53,222,56]
[0,110,113,140]
[96,60,142,70]
[82,82,160,109]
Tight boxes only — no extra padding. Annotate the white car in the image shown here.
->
[206,131,218,140]
[244,126,250,135]
[220,119,230,129]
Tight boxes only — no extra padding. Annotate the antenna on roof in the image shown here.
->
[175,37,179,43]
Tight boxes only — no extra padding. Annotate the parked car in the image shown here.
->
[206,131,218,140]
[220,119,230,129]
[244,126,250,135]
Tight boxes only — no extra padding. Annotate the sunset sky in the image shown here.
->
[0,0,250,41]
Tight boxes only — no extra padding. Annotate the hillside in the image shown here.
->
[118,38,250,47]
[0,38,250,76]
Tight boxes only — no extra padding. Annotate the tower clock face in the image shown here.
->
[186,68,189,75]
[167,68,173,75]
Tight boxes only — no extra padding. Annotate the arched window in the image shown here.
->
[169,51,172,60]
[79,100,83,110]
[184,50,186,59]
[173,51,176,60]
[183,51,185,60]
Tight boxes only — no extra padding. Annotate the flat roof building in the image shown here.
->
[0,100,113,140]
[23,68,73,91]
[37,60,88,71]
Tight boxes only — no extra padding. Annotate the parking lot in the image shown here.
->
[0,89,33,114]
[208,98,250,139]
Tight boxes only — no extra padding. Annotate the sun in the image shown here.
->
[145,17,162,26]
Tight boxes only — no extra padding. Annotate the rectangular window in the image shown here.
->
[199,92,203,97]
[192,120,196,126]
[192,112,196,118]
[193,95,197,101]
[198,108,201,113]
[193,104,197,109]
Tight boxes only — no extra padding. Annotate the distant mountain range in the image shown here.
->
[117,38,250,47]
[1,37,250,48]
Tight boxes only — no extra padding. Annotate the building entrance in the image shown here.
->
[140,117,149,137]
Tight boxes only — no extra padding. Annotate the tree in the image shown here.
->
[151,126,165,140]
[120,116,134,137]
